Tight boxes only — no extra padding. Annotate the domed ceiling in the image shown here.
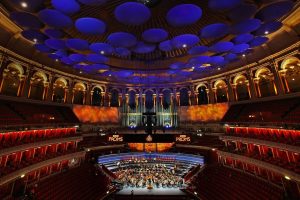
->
[1,0,297,84]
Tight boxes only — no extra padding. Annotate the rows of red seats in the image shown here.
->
[189,165,283,200]
[35,163,110,200]
[0,127,77,149]
[225,126,300,146]
[222,97,300,124]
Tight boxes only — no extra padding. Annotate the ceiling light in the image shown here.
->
[194,192,198,195]
[217,67,221,70]
[284,176,291,180]
[264,31,269,34]
[55,59,58,62]
[79,71,82,74]
[292,78,295,81]
[100,51,105,55]
[182,44,187,48]
[242,54,246,57]
[20,174,25,178]
[192,66,195,70]
[109,74,112,77]
[20,2,28,8]
[33,38,37,43]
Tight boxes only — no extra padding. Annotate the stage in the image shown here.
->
[116,187,186,196]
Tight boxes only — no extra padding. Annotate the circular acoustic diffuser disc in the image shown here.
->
[132,42,156,54]
[209,41,234,53]
[54,49,68,58]
[60,56,76,65]
[75,17,106,35]
[69,54,86,63]
[166,4,202,27]
[248,36,268,47]
[209,0,242,11]
[86,54,109,63]
[51,0,80,15]
[159,40,173,51]
[200,23,229,39]
[256,0,294,22]
[34,44,54,53]
[188,56,211,65]
[228,3,257,23]
[10,12,44,29]
[21,29,48,43]
[38,9,73,28]
[254,21,282,36]
[224,53,238,61]
[230,43,249,54]
[115,47,131,57]
[231,18,261,35]
[44,29,64,39]
[10,0,45,13]
[78,0,107,6]
[188,46,208,55]
[45,39,67,50]
[210,56,225,65]
[171,34,199,48]
[232,33,254,44]
[107,32,137,48]
[142,28,168,43]
[66,38,89,51]
[169,62,185,70]
[114,2,151,26]
[90,43,114,55]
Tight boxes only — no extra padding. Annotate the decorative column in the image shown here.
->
[253,78,261,98]
[208,81,215,104]
[63,87,68,103]
[82,90,86,105]
[0,71,7,93]
[101,91,105,106]
[246,70,257,99]
[21,69,34,98]
[231,84,238,101]
[118,94,122,107]
[194,92,199,105]
[85,84,91,105]
[212,88,217,103]
[279,70,290,93]
[142,93,146,112]
[46,75,54,101]
[176,92,180,106]
[17,75,25,97]
[90,90,94,105]
[27,80,33,98]
[226,78,235,102]
[188,91,192,105]
[67,81,74,104]
[153,93,156,112]
[246,81,252,99]
[42,82,49,100]
[270,63,284,95]
[108,92,111,107]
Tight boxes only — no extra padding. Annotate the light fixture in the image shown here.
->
[284,176,291,180]
[242,54,246,57]
[264,31,269,34]
[100,51,105,55]
[192,66,195,70]
[194,192,198,195]
[292,78,295,81]
[33,38,37,43]
[55,59,58,62]
[217,67,221,70]
[109,74,112,76]
[20,2,28,8]
[79,71,82,74]
[20,174,25,178]
[182,44,187,48]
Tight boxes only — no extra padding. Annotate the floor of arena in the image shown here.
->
[116,187,186,196]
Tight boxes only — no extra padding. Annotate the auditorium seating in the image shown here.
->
[35,163,110,200]
[0,100,79,127]
[222,97,300,124]
[190,165,284,200]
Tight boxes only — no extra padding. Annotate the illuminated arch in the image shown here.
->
[92,85,105,92]
[32,71,47,82]
[54,77,68,88]
[280,56,300,70]
[214,79,227,88]
[7,62,24,75]
[195,83,208,91]
[255,67,272,78]
[74,82,86,91]
[233,74,248,85]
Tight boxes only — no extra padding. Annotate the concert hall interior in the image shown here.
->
[0,0,300,200]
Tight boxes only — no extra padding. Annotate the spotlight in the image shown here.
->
[264,31,269,35]
[79,71,82,74]
[284,176,291,180]
[33,38,37,43]
[242,54,246,57]
[100,51,105,55]
[21,2,28,8]
[20,174,25,178]
[182,44,187,48]
[217,67,221,70]
[194,192,198,195]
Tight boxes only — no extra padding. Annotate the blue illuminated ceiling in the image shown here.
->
[2,0,295,84]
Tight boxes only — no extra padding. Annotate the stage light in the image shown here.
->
[211,148,216,151]
[33,38,37,43]
[100,50,105,55]
[21,2,28,8]
[264,31,269,34]
[242,54,246,57]
[194,192,198,195]
[182,44,187,48]
[79,71,82,74]
[20,174,25,178]
[284,176,291,180]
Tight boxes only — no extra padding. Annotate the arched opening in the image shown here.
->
[110,89,119,107]
[179,88,189,106]
[73,82,86,105]
[256,68,276,97]
[197,85,208,105]
[128,90,136,110]
[29,72,47,100]
[214,80,228,103]
[1,63,24,96]
[53,78,67,103]
[162,90,171,110]
[281,57,300,93]
[145,90,154,111]
[92,87,102,106]
[234,75,250,101]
